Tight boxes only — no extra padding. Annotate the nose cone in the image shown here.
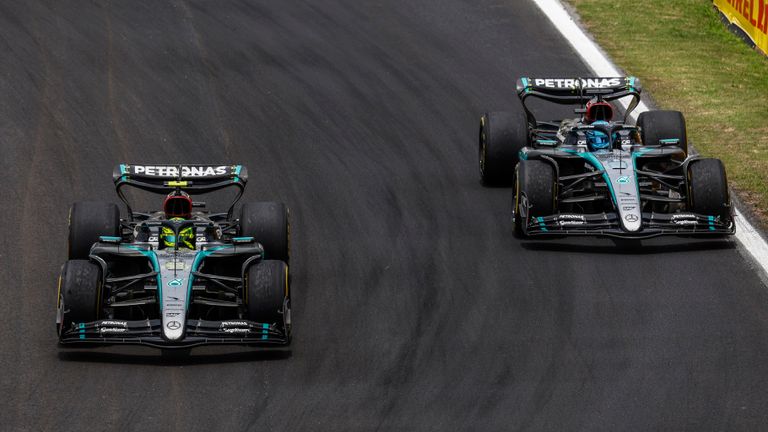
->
[598,151,642,232]
[163,313,185,340]
[157,252,197,342]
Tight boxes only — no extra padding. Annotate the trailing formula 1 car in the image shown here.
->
[57,164,291,348]
[478,76,735,238]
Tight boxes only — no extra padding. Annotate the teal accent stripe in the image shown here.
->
[79,323,85,339]
[261,323,269,340]
[536,217,548,232]
[234,165,242,183]
[631,147,654,199]
[562,148,655,209]
[120,164,127,175]
[123,246,162,307]
[521,77,529,88]
[563,149,617,207]
[187,246,233,311]
[708,215,715,231]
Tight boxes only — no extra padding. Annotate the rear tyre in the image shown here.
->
[58,260,102,337]
[246,260,290,339]
[479,107,529,186]
[68,201,120,260]
[637,110,688,157]
[688,158,731,222]
[239,202,290,263]
[513,160,556,237]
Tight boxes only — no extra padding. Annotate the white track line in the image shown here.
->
[531,0,768,277]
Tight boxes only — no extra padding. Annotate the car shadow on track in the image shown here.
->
[57,347,291,365]
[520,237,737,255]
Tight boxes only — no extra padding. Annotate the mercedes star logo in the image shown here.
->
[166,321,181,330]
[625,214,639,222]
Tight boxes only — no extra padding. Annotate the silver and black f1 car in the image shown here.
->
[479,76,735,238]
[57,164,291,348]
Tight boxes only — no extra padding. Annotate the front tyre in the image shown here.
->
[58,260,102,338]
[513,160,556,237]
[246,260,290,339]
[688,158,731,223]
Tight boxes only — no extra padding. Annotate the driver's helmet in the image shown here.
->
[160,218,195,249]
[163,190,192,219]
[586,120,611,151]
[585,100,614,123]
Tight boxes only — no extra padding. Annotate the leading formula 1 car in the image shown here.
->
[478,76,735,238]
[57,164,291,348]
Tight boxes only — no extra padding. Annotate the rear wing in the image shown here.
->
[515,76,642,123]
[112,164,248,218]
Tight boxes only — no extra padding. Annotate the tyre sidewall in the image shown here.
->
[688,158,730,221]
[517,159,556,225]
[59,260,102,336]
[246,260,289,333]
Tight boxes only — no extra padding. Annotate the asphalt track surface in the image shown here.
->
[2,1,768,431]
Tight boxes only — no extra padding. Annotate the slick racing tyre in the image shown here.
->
[246,260,290,337]
[688,158,731,223]
[513,160,556,237]
[637,110,688,157]
[68,201,120,260]
[479,106,529,186]
[58,260,102,337]
[239,202,290,264]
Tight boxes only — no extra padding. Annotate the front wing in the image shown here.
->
[59,318,289,348]
[524,212,734,238]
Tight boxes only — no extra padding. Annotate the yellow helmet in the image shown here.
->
[160,220,195,249]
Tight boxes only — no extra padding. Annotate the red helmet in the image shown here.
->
[585,100,614,123]
[163,191,192,219]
